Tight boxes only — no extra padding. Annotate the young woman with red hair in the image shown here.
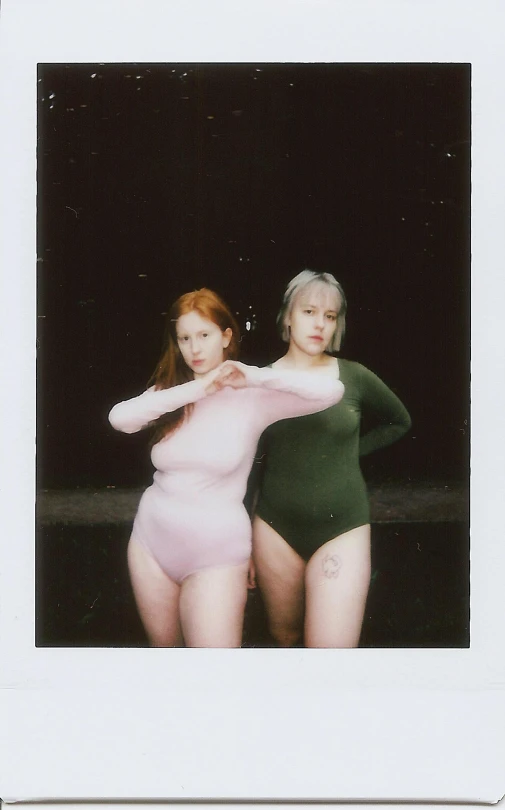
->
[109,288,344,648]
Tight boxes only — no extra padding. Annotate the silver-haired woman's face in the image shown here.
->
[286,284,340,357]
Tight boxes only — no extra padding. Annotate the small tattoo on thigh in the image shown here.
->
[322,553,342,578]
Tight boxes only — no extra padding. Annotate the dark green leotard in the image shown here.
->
[255,359,411,560]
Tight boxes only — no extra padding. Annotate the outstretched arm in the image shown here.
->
[219,361,345,429]
[357,364,412,456]
[108,379,207,434]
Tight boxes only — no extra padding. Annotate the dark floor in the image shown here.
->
[36,520,469,648]
[37,481,468,525]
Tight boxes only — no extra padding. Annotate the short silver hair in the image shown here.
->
[277,270,347,352]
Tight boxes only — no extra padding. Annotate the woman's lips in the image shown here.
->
[309,335,323,341]
[192,359,205,365]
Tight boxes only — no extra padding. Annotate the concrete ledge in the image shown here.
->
[37,481,468,526]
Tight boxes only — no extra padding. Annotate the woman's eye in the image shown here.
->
[178,336,188,342]
[202,333,208,338]
[304,309,313,315]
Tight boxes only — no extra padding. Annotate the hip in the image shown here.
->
[258,472,369,519]
[136,483,251,537]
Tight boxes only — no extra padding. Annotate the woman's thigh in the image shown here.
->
[305,524,371,648]
[179,561,249,648]
[127,537,183,647]
[252,516,306,645]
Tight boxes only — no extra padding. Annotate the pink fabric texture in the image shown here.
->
[109,363,344,583]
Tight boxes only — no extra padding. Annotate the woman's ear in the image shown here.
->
[222,327,233,349]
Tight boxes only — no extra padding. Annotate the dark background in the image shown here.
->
[37,63,470,490]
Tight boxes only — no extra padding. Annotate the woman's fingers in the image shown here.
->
[202,362,231,393]
[220,365,247,389]
[203,361,245,393]
[204,381,218,394]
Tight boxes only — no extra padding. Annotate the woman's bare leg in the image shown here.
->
[252,516,306,647]
[127,538,183,647]
[305,524,371,648]
[179,562,249,648]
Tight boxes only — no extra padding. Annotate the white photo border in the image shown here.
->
[1,0,504,802]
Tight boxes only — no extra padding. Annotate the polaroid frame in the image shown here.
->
[0,0,504,803]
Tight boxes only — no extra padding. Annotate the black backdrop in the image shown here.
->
[37,63,470,489]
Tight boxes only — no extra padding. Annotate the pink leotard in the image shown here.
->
[109,363,344,583]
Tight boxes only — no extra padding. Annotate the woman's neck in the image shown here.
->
[278,344,336,370]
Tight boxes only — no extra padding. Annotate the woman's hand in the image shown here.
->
[200,363,231,395]
[216,361,247,390]
[201,361,248,395]
[204,361,247,394]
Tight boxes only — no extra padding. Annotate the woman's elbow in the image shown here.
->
[108,404,139,434]
[402,412,413,435]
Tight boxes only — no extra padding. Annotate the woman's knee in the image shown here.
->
[149,631,181,648]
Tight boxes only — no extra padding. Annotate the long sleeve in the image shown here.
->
[236,362,345,429]
[357,364,411,456]
[108,379,207,434]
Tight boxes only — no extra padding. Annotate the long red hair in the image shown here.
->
[148,288,241,443]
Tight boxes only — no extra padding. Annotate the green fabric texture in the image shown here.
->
[255,359,411,560]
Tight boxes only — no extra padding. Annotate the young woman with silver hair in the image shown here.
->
[251,270,411,648]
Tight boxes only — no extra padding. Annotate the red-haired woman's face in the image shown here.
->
[176,310,232,377]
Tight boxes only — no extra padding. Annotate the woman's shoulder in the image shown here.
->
[338,358,380,386]
[337,357,366,375]
[339,360,396,396]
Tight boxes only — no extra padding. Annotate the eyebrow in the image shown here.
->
[303,302,338,313]
[176,328,210,336]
